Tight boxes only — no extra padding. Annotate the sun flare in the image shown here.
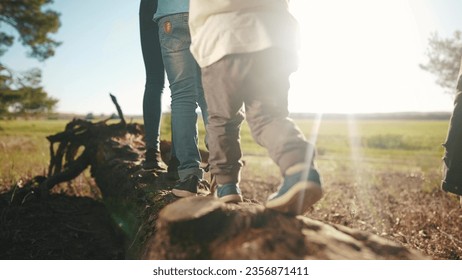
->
[288,0,437,114]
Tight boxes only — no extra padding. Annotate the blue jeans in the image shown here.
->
[157,13,208,180]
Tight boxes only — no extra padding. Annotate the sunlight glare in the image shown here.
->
[289,0,431,114]
[346,114,383,227]
[302,112,323,175]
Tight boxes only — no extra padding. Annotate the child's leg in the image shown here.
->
[243,49,311,174]
[242,49,322,214]
[200,55,247,186]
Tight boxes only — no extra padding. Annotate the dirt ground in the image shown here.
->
[0,191,125,260]
[239,166,462,260]
[1,167,461,260]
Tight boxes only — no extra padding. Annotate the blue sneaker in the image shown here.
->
[266,164,323,215]
[215,183,243,203]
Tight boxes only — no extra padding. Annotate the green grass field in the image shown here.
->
[2,115,461,259]
[232,116,450,206]
[0,120,69,187]
[0,115,448,191]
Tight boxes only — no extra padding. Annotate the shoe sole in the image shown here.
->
[218,194,243,204]
[172,189,197,198]
[265,181,323,215]
[142,165,167,172]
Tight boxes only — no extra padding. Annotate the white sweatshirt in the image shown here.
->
[189,0,299,68]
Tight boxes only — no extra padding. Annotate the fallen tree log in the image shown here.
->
[145,196,428,259]
[6,97,429,260]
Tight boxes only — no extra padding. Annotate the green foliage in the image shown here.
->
[0,0,61,118]
[0,118,449,194]
[85,113,94,120]
[0,66,58,117]
[0,0,61,60]
[420,31,462,94]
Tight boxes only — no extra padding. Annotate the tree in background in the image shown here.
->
[1,67,58,115]
[0,0,60,118]
[420,31,462,95]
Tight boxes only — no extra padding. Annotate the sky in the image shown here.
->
[2,0,462,115]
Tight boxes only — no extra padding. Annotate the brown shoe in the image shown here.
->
[142,148,167,171]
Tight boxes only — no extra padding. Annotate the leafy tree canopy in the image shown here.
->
[0,65,58,116]
[0,0,61,117]
[420,31,462,95]
[0,0,61,60]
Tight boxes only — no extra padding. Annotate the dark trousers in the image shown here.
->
[442,70,462,195]
[140,0,164,150]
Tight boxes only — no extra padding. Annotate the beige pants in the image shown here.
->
[201,48,316,185]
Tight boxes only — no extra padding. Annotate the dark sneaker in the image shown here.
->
[142,148,167,171]
[215,183,243,203]
[166,155,180,181]
[266,164,323,215]
[172,175,199,197]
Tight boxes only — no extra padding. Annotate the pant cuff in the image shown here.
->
[278,149,311,175]
[215,173,240,186]
[178,167,204,181]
